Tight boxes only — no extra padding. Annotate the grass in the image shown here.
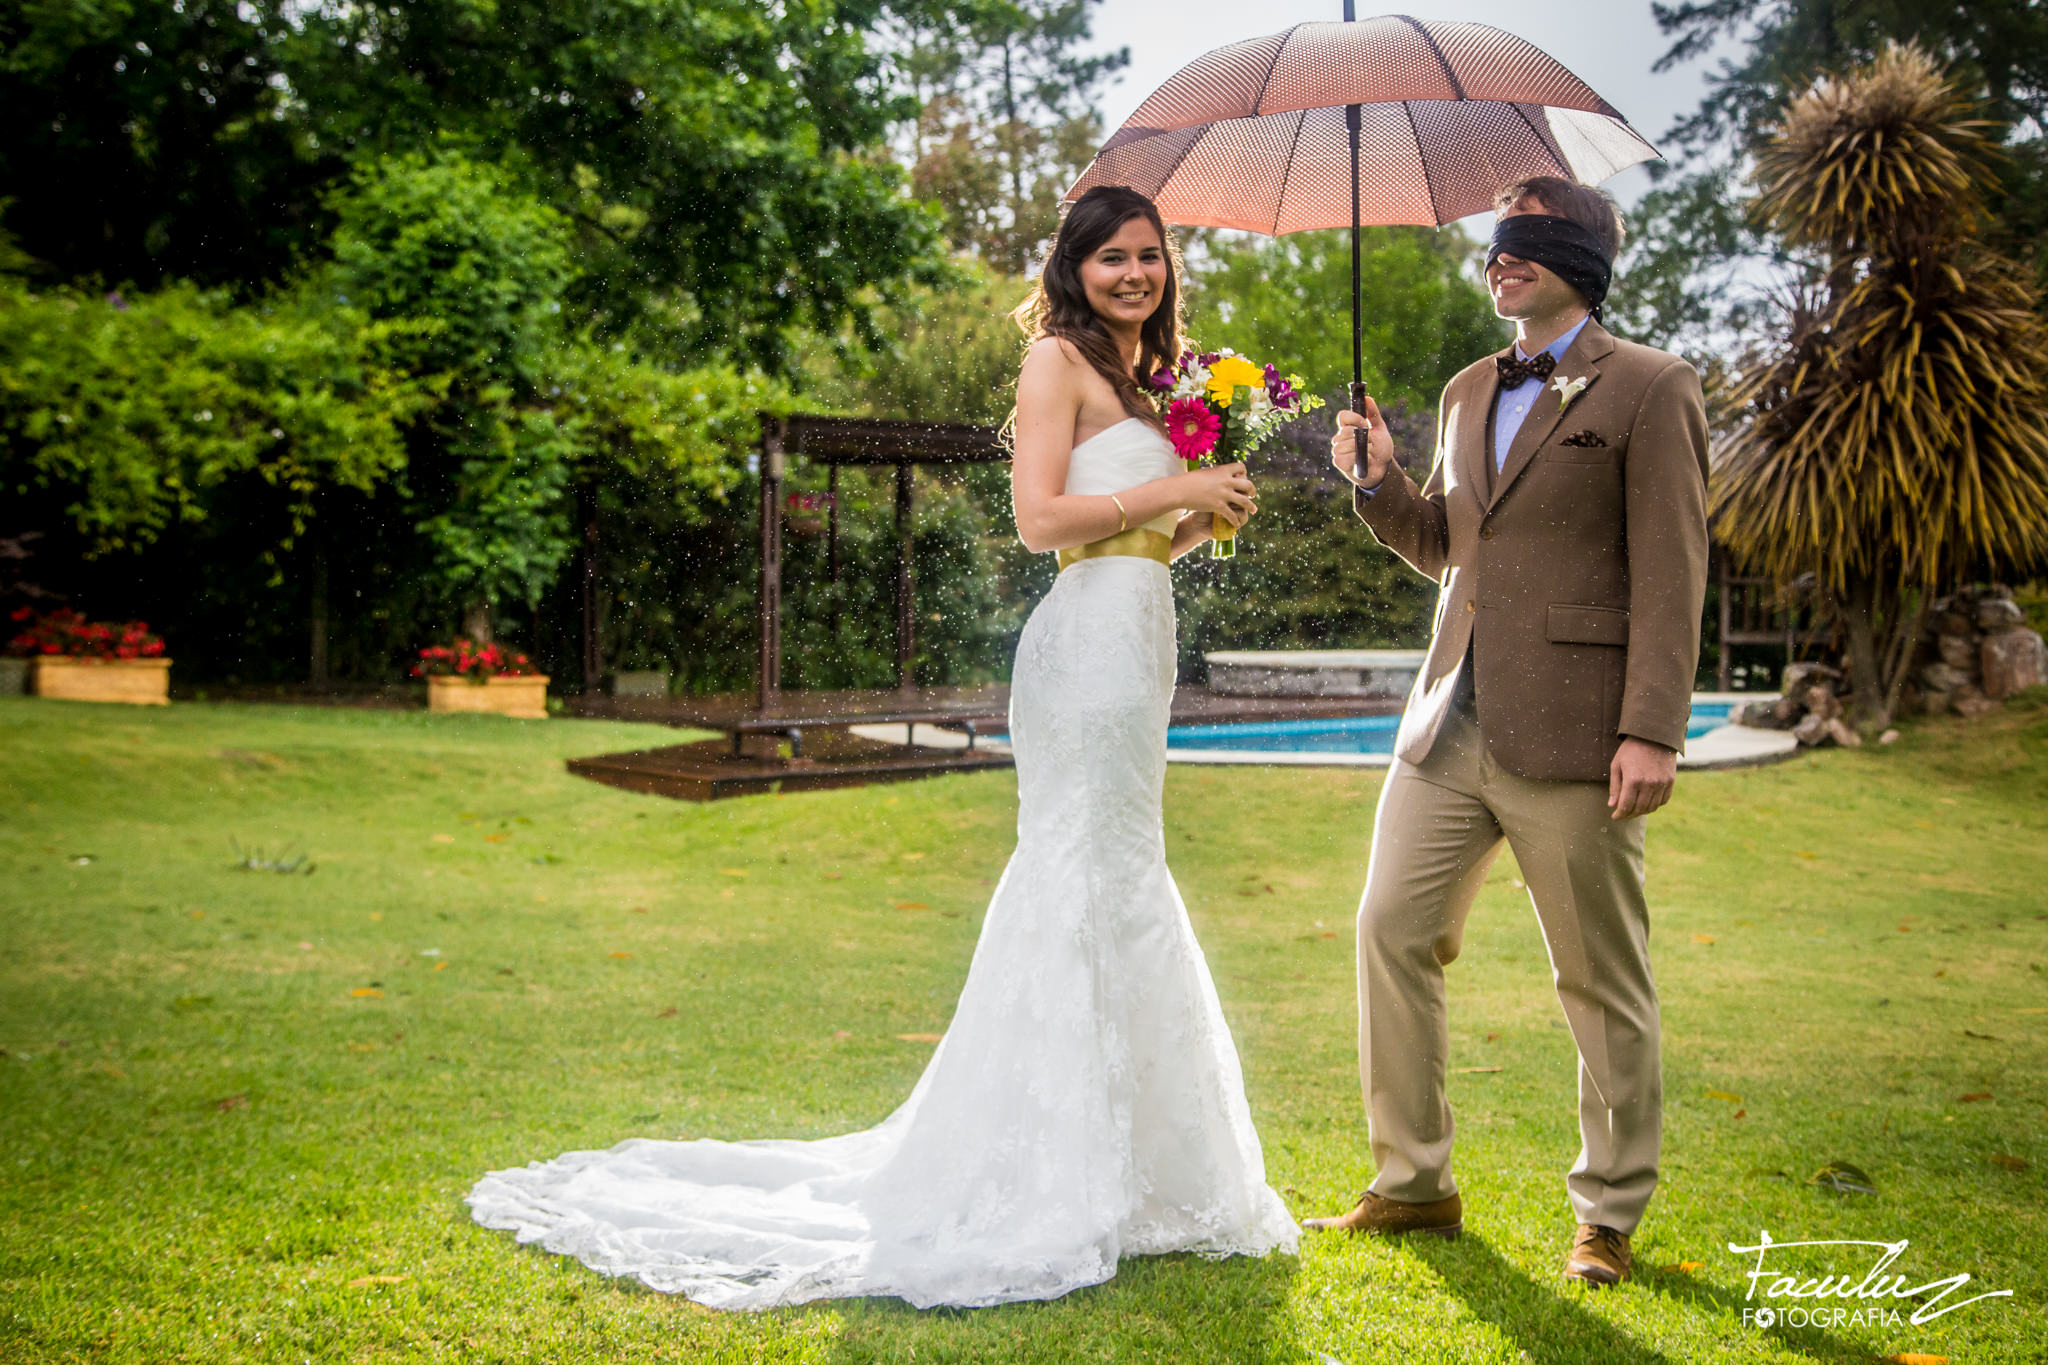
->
[1,693,2044,1364]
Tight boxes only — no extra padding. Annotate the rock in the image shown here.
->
[1735,698,1790,730]
[1937,611,1977,637]
[1879,728,1900,744]
[1982,628,2048,700]
[1921,690,1952,716]
[1977,597,2026,632]
[1921,662,1975,693]
[1938,634,1981,671]
[1955,695,2001,719]
[1824,717,1863,747]
[1793,711,1833,746]
[1782,661,1842,696]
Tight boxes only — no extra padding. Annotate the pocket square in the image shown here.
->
[1559,430,1609,448]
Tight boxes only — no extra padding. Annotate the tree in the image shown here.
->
[1182,227,1504,415]
[0,0,956,372]
[893,0,1128,271]
[1622,1,2048,352]
[1710,44,2048,725]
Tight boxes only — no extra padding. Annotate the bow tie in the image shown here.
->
[1495,351,1557,388]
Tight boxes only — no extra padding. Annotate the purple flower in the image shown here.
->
[1150,368,1175,389]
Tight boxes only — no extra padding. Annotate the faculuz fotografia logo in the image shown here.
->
[1730,1230,2014,1330]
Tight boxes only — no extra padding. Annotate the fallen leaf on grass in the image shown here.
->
[895,1033,943,1044]
[1796,850,1817,859]
[832,1030,852,1039]
[1733,1108,1747,1119]
[433,961,447,972]
[347,1275,411,1288]
[1888,1354,1948,1364]
[214,1093,246,1111]
[1958,1092,1992,1102]
[655,1007,678,1019]
[719,868,748,877]
[1990,1154,2030,1172]
[902,852,925,861]
[350,988,383,998]
[1450,1066,1504,1074]
[608,952,633,960]
[1962,1030,2000,1041]
[1660,1261,1705,1273]
[432,834,454,844]
[630,906,649,915]
[1693,934,1716,944]
[484,834,507,843]
[894,902,929,911]
[188,909,204,919]
[1810,1160,1878,1196]
[1705,1090,1742,1103]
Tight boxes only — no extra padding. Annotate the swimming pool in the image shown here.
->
[1167,701,1735,756]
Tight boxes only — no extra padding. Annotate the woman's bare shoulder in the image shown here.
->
[1021,334,1088,374]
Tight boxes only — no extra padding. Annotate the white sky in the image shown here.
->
[1080,0,1725,232]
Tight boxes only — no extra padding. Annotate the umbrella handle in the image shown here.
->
[1348,381,1370,477]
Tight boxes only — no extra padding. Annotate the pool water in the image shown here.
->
[1167,701,1735,756]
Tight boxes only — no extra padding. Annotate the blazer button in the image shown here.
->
[1480,525,1496,540]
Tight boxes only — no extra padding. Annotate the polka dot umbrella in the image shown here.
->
[1065,8,1659,417]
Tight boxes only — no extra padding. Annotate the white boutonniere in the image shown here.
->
[1551,374,1590,414]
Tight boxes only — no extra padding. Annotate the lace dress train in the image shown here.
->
[464,418,1297,1309]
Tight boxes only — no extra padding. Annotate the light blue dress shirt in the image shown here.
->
[1492,315,1589,471]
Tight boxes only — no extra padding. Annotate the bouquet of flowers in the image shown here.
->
[411,640,538,682]
[1151,348,1324,557]
[7,607,166,659]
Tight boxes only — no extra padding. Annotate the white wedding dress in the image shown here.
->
[465,417,1298,1309]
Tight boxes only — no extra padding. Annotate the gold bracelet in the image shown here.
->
[1110,493,1128,533]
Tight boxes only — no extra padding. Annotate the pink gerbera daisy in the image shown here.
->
[1165,397,1220,459]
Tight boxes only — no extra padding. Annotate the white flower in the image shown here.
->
[1551,374,1590,413]
[1243,387,1273,422]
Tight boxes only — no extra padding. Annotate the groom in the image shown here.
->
[1307,176,1708,1287]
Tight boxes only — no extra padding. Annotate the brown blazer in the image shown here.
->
[1355,319,1709,781]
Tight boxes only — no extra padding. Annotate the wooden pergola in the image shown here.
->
[755,414,1007,714]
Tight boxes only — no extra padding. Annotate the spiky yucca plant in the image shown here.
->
[1712,43,2048,724]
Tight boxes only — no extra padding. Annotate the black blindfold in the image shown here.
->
[1486,214,1612,319]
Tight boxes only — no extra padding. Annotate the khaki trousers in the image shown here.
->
[1356,671,1662,1233]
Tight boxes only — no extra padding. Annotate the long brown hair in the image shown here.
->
[1012,186,1186,430]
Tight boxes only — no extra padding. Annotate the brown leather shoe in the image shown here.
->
[1562,1224,1632,1287]
[1301,1189,1462,1239]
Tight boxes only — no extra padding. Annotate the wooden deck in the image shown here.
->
[566,729,1014,801]
[564,686,1401,801]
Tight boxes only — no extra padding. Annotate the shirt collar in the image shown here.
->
[1513,314,1591,364]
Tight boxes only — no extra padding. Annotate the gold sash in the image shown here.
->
[1056,527,1172,572]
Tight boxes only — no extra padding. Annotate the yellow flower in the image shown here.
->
[1205,355,1265,407]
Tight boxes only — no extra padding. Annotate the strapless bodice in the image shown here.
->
[1063,418,1182,536]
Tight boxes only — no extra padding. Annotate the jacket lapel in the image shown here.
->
[1485,319,1614,513]
[1458,360,1502,510]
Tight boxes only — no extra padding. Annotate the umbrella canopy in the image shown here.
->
[1067,17,1657,232]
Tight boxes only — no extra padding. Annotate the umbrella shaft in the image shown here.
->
[1347,102,1362,390]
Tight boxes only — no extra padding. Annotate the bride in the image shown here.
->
[466,184,1298,1310]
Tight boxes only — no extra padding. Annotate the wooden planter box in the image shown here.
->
[427,673,550,719]
[32,656,173,705]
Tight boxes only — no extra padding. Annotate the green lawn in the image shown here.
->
[2,694,2044,1364]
